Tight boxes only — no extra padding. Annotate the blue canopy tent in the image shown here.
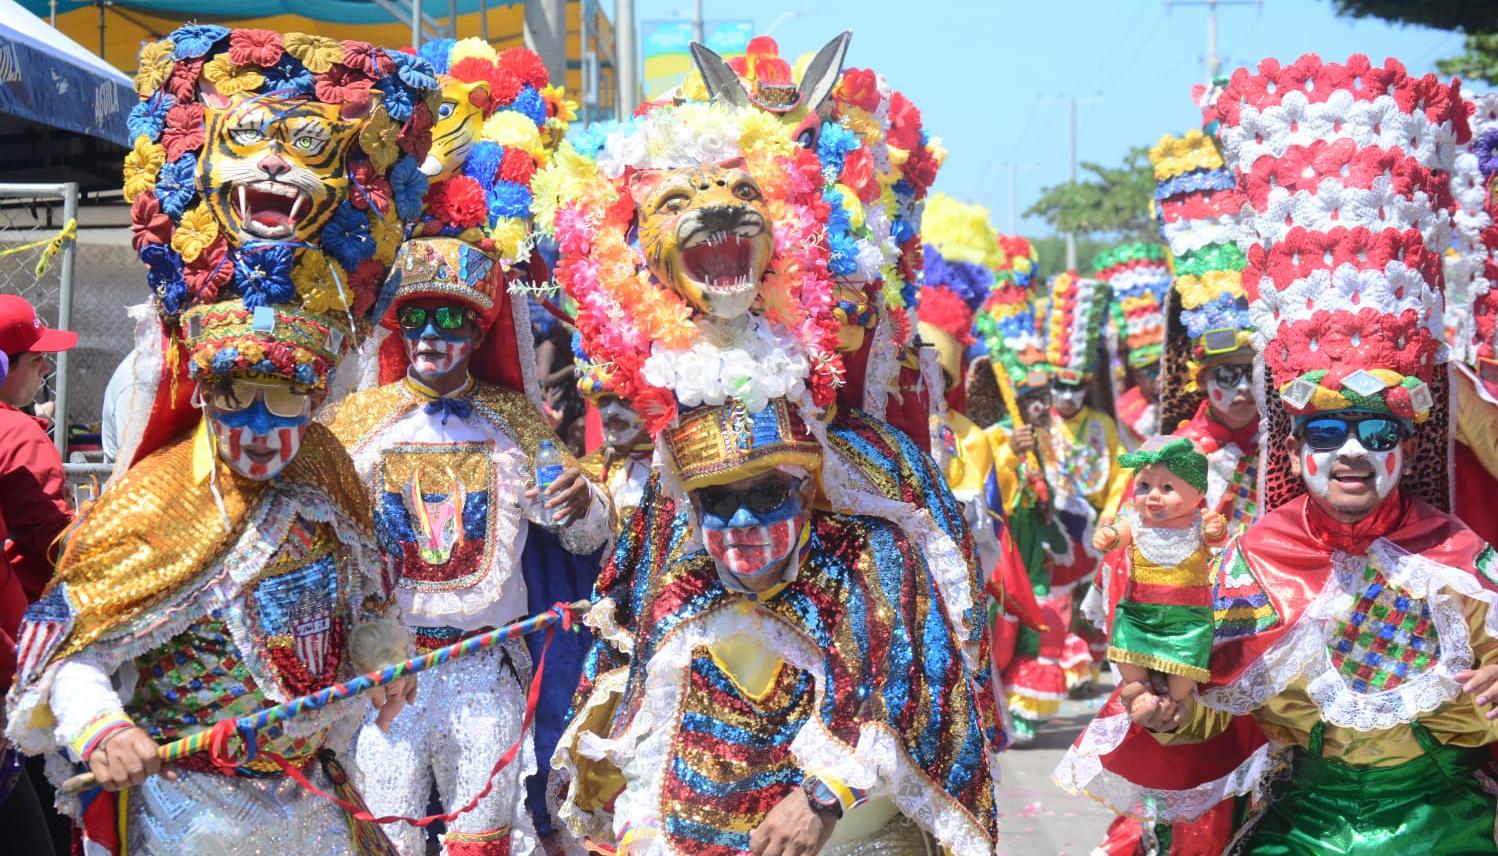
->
[0,0,131,146]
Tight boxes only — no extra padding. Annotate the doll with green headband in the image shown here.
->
[1093,435,1227,701]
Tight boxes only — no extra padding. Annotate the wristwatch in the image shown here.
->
[801,775,844,820]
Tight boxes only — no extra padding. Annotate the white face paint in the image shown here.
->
[1299,435,1403,503]
[211,417,309,480]
[1052,385,1087,416]
[408,336,473,380]
[600,399,646,451]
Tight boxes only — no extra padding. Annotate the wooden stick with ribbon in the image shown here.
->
[993,364,1052,506]
[60,599,590,795]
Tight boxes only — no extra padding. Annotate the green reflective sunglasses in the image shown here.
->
[398,305,470,332]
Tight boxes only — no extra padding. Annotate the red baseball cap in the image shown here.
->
[0,294,77,355]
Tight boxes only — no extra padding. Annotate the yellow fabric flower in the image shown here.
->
[1150,130,1224,181]
[923,192,999,267]
[542,85,577,125]
[490,217,528,261]
[678,70,709,103]
[171,204,220,263]
[201,55,265,98]
[483,111,543,158]
[359,108,400,172]
[237,339,266,364]
[283,33,342,74]
[292,251,350,314]
[372,218,402,266]
[449,37,498,64]
[123,136,166,202]
[134,40,176,97]
[1175,271,1244,310]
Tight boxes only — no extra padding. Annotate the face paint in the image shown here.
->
[210,398,311,480]
[1052,384,1086,416]
[700,492,806,592]
[406,320,474,380]
[1300,434,1403,503]
[600,399,645,451]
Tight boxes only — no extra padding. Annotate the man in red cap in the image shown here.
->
[0,293,74,603]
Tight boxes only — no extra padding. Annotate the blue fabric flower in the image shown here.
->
[127,91,174,144]
[156,154,198,219]
[828,233,859,277]
[210,347,240,376]
[294,363,316,385]
[1477,128,1498,181]
[923,248,993,310]
[390,155,428,221]
[377,76,415,122]
[817,121,859,179]
[569,122,612,159]
[391,51,438,91]
[262,56,315,95]
[463,141,503,190]
[322,201,376,271]
[170,25,228,60]
[418,39,455,75]
[141,244,187,316]
[510,86,547,127]
[256,359,276,374]
[232,245,296,308]
[489,181,531,221]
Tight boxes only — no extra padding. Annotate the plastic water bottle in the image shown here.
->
[535,439,564,492]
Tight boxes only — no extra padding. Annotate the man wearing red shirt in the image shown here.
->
[0,294,74,603]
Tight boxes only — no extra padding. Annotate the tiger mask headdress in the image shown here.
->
[199,89,372,245]
[628,158,774,321]
[421,77,490,181]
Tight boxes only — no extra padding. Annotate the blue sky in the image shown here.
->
[630,0,1466,237]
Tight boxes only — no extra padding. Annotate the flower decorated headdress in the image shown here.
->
[1043,271,1111,384]
[919,193,997,383]
[531,101,843,436]
[1208,54,1469,509]
[121,26,438,468]
[1150,128,1253,431]
[662,398,823,492]
[1446,92,1498,376]
[977,235,1050,393]
[1094,242,1170,369]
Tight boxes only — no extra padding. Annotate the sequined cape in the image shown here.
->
[565,510,997,855]
[16,422,369,667]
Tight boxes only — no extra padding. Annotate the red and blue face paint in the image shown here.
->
[404,317,474,381]
[699,489,807,592]
[210,398,311,480]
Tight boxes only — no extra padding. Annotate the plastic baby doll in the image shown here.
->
[1092,436,1226,701]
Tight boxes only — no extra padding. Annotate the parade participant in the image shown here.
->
[575,352,654,530]
[1446,91,1498,546]
[1059,54,1494,855]
[1095,437,1227,702]
[1093,244,1171,450]
[321,38,602,856]
[5,27,437,855]
[0,295,74,601]
[533,84,997,853]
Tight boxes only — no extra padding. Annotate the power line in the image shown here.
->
[1040,94,1103,270]
[1165,0,1264,81]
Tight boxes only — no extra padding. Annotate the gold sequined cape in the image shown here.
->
[41,421,369,662]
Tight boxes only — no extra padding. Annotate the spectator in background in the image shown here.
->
[100,346,148,464]
[530,298,587,456]
[0,294,74,600]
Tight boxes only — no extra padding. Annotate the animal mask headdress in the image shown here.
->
[1207,53,1469,509]
[1149,127,1254,430]
[120,26,438,468]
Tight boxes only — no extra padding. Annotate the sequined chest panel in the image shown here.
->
[375,442,498,591]
[660,647,815,856]
[1329,562,1440,694]
[1049,418,1109,500]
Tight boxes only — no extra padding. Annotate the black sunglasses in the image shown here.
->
[1298,416,1405,453]
[698,477,801,519]
[398,305,470,332]
[1210,363,1252,388]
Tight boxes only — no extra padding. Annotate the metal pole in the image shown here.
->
[1065,95,1077,271]
[96,1,105,59]
[449,0,458,38]
[49,0,56,27]
[693,0,703,44]
[54,183,77,461]
[412,0,422,53]
[615,0,636,119]
[479,0,489,41]
[524,0,568,92]
[1207,0,1219,78]
[580,0,589,123]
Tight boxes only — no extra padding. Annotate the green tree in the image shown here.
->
[1024,145,1157,246]
[1327,0,1498,85]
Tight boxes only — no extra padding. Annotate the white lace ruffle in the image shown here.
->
[554,665,629,843]
[580,603,993,856]
[1133,517,1204,568]
[583,596,636,655]
[108,304,166,486]
[1197,538,1498,730]
[1205,441,1245,514]
[861,313,897,421]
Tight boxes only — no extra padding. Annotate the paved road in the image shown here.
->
[996,680,1118,856]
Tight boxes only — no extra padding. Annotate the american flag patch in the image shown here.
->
[15,585,75,684]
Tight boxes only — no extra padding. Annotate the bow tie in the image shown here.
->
[424,396,473,425]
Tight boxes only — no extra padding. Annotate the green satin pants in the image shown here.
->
[1244,721,1497,855]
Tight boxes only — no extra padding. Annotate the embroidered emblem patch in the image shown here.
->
[376,442,496,590]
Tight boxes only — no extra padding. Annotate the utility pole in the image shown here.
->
[1041,94,1101,271]
[616,0,637,119]
[693,0,704,44]
[1166,0,1263,81]
[1005,162,1036,235]
[524,0,568,89]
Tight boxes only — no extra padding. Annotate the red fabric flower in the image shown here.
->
[183,236,231,302]
[840,147,879,204]
[348,159,394,213]
[314,66,373,105]
[437,176,487,228]
[886,92,922,151]
[917,286,974,345]
[903,143,941,190]
[341,40,394,79]
[498,147,536,184]
[161,102,206,162]
[130,192,172,253]
[834,68,880,113]
[497,48,549,90]
[229,29,283,67]
[400,102,433,162]
[349,258,386,318]
[164,58,204,102]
